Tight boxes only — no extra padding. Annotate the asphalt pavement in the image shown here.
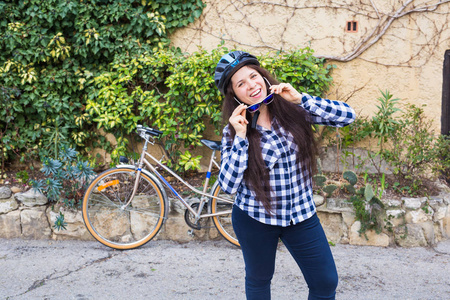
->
[0,238,449,300]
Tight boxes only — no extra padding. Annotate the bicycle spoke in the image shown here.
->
[83,168,165,250]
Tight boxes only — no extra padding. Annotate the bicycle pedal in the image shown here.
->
[187,229,195,237]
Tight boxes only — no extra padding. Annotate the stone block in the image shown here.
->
[84,205,132,243]
[313,194,325,207]
[434,206,447,221]
[326,198,353,212]
[384,198,402,208]
[47,207,93,241]
[158,216,199,242]
[0,210,21,238]
[394,224,428,247]
[420,221,436,245]
[443,205,450,238]
[406,209,432,224]
[10,186,22,193]
[349,221,389,247]
[428,196,445,210]
[208,226,221,240]
[317,212,343,243]
[341,211,356,228]
[0,186,12,199]
[21,207,52,239]
[0,197,19,214]
[386,209,405,218]
[15,189,48,207]
[319,147,392,174]
[402,197,427,210]
[170,197,188,215]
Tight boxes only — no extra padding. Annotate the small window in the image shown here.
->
[346,21,358,32]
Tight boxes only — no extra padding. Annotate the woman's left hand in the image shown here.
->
[270,83,302,104]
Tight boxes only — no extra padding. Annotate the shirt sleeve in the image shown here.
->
[218,125,249,194]
[299,93,356,127]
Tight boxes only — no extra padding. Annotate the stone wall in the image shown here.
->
[1,184,449,247]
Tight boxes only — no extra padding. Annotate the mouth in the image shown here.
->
[250,89,262,98]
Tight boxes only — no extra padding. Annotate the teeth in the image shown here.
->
[250,89,261,97]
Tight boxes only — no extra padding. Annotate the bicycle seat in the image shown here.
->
[201,139,222,151]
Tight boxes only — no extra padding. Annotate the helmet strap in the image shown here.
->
[251,110,260,129]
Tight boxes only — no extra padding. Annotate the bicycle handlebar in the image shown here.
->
[136,124,163,137]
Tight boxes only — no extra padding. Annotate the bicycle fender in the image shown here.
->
[114,165,170,223]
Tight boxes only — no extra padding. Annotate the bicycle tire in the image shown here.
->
[82,167,166,250]
[209,181,240,247]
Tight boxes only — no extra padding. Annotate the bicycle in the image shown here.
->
[82,125,238,250]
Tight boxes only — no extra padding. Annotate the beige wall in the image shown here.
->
[169,0,450,132]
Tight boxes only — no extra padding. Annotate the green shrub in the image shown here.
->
[322,90,448,196]
[350,184,385,238]
[381,104,439,195]
[0,0,205,165]
[31,146,96,209]
[86,45,335,170]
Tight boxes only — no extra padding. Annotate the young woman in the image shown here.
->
[214,51,356,300]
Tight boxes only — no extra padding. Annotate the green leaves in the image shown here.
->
[86,45,334,170]
[33,147,96,207]
[371,90,401,146]
[0,0,204,164]
[179,150,202,172]
[53,212,68,231]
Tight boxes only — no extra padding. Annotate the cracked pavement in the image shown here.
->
[0,238,449,299]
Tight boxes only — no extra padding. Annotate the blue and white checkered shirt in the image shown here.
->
[219,93,356,226]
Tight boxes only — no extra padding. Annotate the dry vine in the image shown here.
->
[177,0,450,67]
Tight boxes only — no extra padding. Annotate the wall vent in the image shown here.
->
[346,21,358,32]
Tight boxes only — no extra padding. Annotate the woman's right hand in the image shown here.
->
[229,104,248,138]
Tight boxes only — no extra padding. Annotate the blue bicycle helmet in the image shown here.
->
[214,51,260,95]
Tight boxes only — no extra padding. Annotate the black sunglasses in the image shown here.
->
[234,93,274,113]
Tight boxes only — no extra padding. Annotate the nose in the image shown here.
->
[248,79,257,90]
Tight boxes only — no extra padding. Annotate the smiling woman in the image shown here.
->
[214,50,356,300]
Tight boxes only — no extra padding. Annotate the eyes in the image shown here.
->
[236,73,259,88]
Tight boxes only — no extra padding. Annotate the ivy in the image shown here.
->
[87,44,335,170]
[1,1,333,172]
[0,0,205,167]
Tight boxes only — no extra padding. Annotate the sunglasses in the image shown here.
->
[234,93,274,113]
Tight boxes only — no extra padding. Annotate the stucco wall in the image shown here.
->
[169,0,450,132]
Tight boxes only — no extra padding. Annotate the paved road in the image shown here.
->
[0,238,449,300]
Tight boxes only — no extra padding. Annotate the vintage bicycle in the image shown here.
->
[82,125,238,250]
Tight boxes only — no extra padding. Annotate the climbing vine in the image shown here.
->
[86,44,334,171]
[174,0,450,67]
[0,0,205,171]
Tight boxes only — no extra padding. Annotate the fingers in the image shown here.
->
[269,83,302,103]
[269,83,294,94]
[229,104,249,130]
[240,105,247,118]
[231,104,247,118]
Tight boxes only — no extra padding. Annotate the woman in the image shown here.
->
[215,51,356,300]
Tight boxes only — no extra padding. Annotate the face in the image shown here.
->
[230,66,268,106]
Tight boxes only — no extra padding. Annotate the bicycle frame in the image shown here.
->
[122,129,233,223]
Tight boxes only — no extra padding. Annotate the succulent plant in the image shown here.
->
[313,174,327,187]
[343,170,358,185]
[323,184,337,196]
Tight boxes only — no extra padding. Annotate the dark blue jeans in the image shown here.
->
[232,205,338,300]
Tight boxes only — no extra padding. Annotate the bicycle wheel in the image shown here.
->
[209,181,240,247]
[82,168,166,250]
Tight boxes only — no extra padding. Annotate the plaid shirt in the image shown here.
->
[219,93,356,226]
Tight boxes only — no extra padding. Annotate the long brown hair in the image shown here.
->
[222,65,318,213]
